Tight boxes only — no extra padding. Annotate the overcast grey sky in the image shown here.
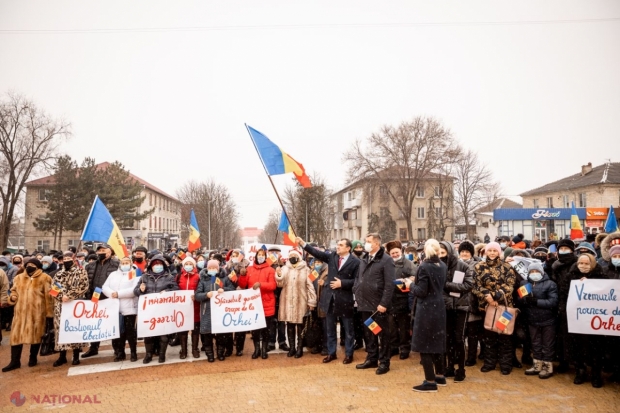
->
[1,1,619,228]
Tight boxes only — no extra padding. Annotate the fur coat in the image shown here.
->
[7,268,54,346]
[276,260,317,324]
[52,264,90,351]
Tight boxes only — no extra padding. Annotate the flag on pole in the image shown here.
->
[278,211,297,247]
[246,125,312,188]
[570,201,584,240]
[81,196,129,258]
[604,205,619,233]
[188,209,201,253]
[517,283,532,298]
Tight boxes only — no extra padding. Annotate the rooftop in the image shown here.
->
[474,197,523,214]
[335,166,454,195]
[520,162,620,197]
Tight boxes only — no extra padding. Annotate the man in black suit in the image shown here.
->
[296,237,359,365]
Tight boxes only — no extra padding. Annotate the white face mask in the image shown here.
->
[120,264,131,272]
[364,242,373,252]
[232,258,239,264]
[529,272,543,282]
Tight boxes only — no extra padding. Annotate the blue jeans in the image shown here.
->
[326,313,354,357]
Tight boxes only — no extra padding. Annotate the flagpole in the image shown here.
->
[245,123,298,237]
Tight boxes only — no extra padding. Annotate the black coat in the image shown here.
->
[440,241,474,312]
[558,263,607,313]
[303,245,360,318]
[516,273,558,326]
[354,247,395,312]
[410,257,447,354]
[86,257,120,300]
[390,257,416,314]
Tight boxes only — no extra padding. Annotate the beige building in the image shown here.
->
[473,198,522,242]
[24,162,181,253]
[330,172,454,246]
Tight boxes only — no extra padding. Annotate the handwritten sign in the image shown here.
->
[210,289,267,333]
[566,279,620,336]
[137,291,195,338]
[510,257,542,280]
[58,299,120,344]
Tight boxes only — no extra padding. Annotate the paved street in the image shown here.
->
[1,335,618,412]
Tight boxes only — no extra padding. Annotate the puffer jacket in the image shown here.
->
[101,268,140,315]
[558,262,607,312]
[473,257,517,312]
[86,256,120,299]
[604,262,620,280]
[354,247,396,312]
[195,269,234,334]
[276,259,317,323]
[390,257,417,314]
[516,272,558,326]
[440,241,474,312]
[177,268,201,321]
[246,260,277,317]
[133,256,179,296]
[551,254,578,312]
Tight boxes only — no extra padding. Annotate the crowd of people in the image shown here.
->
[1,230,619,393]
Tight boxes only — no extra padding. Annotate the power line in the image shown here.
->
[1,17,619,35]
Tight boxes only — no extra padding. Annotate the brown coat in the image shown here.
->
[7,268,54,346]
[52,265,90,351]
[276,260,317,324]
[0,269,9,306]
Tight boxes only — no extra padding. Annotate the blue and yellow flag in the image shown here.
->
[81,196,129,258]
[604,205,619,233]
[188,209,201,253]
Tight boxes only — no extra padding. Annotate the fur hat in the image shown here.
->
[41,255,53,264]
[385,240,402,253]
[557,238,576,252]
[25,257,43,269]
[601,232,620,262]
[458,240,475,257]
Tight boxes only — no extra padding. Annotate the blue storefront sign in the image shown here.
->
[493,208,586,221]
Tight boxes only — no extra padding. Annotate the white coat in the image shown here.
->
[101,269,140,315]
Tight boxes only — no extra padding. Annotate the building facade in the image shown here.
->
[473,198,522,242]
[239,227,263,253]
[24,162,181,253]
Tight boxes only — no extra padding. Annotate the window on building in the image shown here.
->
[546,197,553,208]
[416,187,425,198]
[347,192,352,201]
[67,239,78,247]
[149,193,152,206]
[578,193,586,208]
[417,228,426,240]
[533,199,539,208]
[379,186,388,198]
[159,217,162,229]
[38,189,50,201]
[350,210,357,220]
[562,195,569,208]
[417,207,425,219]
[149,216,152,230]
[399,228,407,240]
[37,240,50,252]
[434,186,441,198]
[435,207,442,218]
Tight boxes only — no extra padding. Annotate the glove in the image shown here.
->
[525,296,538,306]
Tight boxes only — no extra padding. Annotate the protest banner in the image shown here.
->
[566,279,620,336]
[210,289,267,334]
[509,257,542,280]
[58,299,120,344]
[137,291,195,338]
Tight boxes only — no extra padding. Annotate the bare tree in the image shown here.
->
[259,209,283,244]
[453,149,498,239]
[0,93,70,250]
[176,179,241,250]
[343,116,459,242]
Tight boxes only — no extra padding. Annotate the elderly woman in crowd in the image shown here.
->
[2,258,53,372]
[102,256,140,362]
[52,252,90,367]
[275,250,317,359]
[175,256,201,359]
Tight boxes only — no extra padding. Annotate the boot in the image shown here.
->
[53,350,68,367]
[525,359,542,376]
[28,344,40,367]
[2,345,22,372]
[252,339,261,359]
[81,342,99,358]
[130,344,138,362]
[114,343,126,362]
[539,361,553,379]
[191,332,200,359]
[574,366,587,385]
[295,330,304,359]
[143,341,153,364]
[204,335,215,362]
[287,325,296,357]
[591,369,603,388]
[179,334,188,360]
[235,332,245,356]
[224,334,233,357]
[72,349,81,365]
[158,339,168,363]
[261,338,269,359]
[217,345,225,361]
[169,334,180,346]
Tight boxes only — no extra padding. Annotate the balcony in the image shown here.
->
[344,198,362,210]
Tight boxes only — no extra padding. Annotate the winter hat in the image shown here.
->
[485,242,502,254]
[207,259,220,269]
[576,242,596,257]
[385,240,402,253]
[509,249,531,258]
[41,256,53,264]
[503,247,514,258]
[512,234,524,244]
[609,245,620,257]
[63,251,75,258]
[351,240,363,250]
[134,246,148,254]
[533,247,549,255]
[288,250,302,258]
[25,257,43,269]
[458,240,475,257]
[557,238,576,252]
[182,256,196,266]
[213,253,224,264]
[528,262,545,275]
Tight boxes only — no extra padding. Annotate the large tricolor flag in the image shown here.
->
[604,205,619,233]
[570,201,584,240]
[81,196,129,258]
[188,209,201,252]
[278,211,297,247]
[246,125,312,188]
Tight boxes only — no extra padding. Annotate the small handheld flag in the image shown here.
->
[308,270,319,282]
[214,277,223,289]
[177,250,186,260]
[570,201,584,240]
[518,283,532,298]
[393,279,410,293]
[50,282,62,297]
[229,270,238,283]
[364,316,382,335]
[495,311,513,332]
[91,287,102,302]
[128,270,136,280]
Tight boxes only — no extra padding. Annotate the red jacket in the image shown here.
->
[177,269,201,321]
[246,261,277,317]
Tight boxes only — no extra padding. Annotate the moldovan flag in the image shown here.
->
[229,270,238,283]
[495,311,513,332]
[214,277,223,289]
[81,196,129,258]
[604,205,619,233]
[50,282,62,297]
[246,125,312,188]
[518,283,532,298]
[278,211,297,247]
[364,316,382,335]
[91,287,102,303]
[188,209,201,253]
[308,270,319,282]
[570,201,584,240]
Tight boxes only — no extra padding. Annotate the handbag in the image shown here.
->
[483,292,520,335]
[39,318,57,356]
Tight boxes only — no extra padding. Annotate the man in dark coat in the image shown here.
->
[81,243,119,358]
[551,238,577,373]
[353,233,395,375]
[297,236,359,365]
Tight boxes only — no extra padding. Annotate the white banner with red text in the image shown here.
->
[210,289,267,333]
[137,291,195,337]
[566,279,620,336]
[58,299,120,344]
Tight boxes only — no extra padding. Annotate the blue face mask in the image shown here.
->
[120,264,131,272]
[152,265,164,274]
[42,263,49,270]
[197,261,205,269]
[184,265,194,273]
[612,258,620,267]
[207,270,218,276]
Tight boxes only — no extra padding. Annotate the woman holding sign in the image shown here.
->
[176,256,201,359]
[275,250,317,358]
[52,252,89,367]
